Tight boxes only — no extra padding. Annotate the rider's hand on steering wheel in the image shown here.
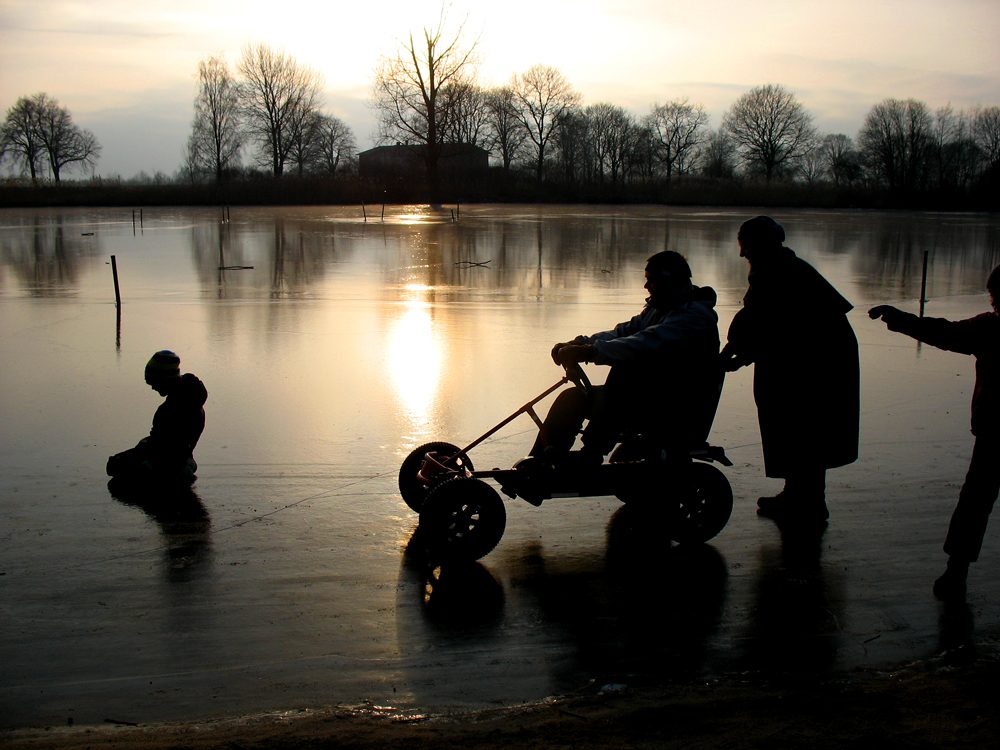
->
[556,344,595,366]
[550,341,573,365]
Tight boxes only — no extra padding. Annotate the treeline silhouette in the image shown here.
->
[2,40,998,210]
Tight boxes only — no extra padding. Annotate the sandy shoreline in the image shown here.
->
[7,644,998,750]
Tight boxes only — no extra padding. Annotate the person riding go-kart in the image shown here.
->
[398,250,733,560]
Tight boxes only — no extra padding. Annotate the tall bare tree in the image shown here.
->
[286,110,324,177]
[552,108,588,182]
[1,95,46,181]
[512,64,581,180]
[972,105,1000,172]
[819,133,861,186]
[644,98,709,180]
[485,85,527,172]
[700,129,736,179]
[722,84,816,181]
[187,55,244,182]
[314,114,357,175]
[238,43,324,177]
[932,105,981,190]
[371,7,480,202]
[440,81,492,149]
[857,98,933,191]
[584,103,637,183]
[37,101,100,182]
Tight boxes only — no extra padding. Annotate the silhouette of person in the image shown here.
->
[530,250,721,467]
[870,265,1000,601]
[106,350,208,482]
[721,216,859,525]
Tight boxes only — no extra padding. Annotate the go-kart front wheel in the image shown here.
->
[398,442,474,513]
[418,476,507,561]
[670,463,734,544]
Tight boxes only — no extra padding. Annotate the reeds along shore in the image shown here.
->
[1,170,998,211]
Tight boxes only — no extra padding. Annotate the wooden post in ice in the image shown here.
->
[111,255,122,309]
[919,250,929,317]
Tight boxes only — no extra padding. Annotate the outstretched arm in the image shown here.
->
[869,305,980,355]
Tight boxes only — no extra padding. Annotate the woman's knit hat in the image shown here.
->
[144,350,181,384]
[738,215,785,247]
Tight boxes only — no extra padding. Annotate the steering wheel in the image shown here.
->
[564,362,592,397]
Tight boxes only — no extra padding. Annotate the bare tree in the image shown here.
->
[722,84,816,181]
[440,81,492,149]
[371,7,480,202]
[972,105,1000,172]
[644,98,709,180]
[512,64,581,180]
[819,133,861,187]
[238,43,324,177]
[1,94,50,181]
[187,55,244,182]
[584,103,637,183]
[798,142,826,183]
[700,129,736,179]
[1,93,100,182]
[552,108,589,182]
[932,105,981,190]
[37,96,100,181]
[314,114,357,175]
[286,110,324,177]
[857,98,933,191]
[484,85,527,172]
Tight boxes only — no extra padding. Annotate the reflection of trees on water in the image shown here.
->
[189,219,341,299]
[851,214,1000,302]
[0,214,96,296]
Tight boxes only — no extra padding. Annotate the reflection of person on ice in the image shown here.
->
[107,350,208,482]
[870,266,1000,601]
[529,250,721,468]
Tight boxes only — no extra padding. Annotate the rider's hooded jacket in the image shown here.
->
[574,284,722,445]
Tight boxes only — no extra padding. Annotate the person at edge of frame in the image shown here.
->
[870,265,1000,601]
[720,215,860,528]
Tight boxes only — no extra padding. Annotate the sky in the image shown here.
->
[1,0,999,178]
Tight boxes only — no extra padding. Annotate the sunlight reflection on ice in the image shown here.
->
[389,287,442,440]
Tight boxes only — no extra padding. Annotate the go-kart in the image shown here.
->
[398,364,734,561]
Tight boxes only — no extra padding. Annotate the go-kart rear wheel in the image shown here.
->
[670,462,733,544]
[419,476,506,561]
[398,442,474,513]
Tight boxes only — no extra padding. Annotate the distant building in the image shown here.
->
[359,144,489,180]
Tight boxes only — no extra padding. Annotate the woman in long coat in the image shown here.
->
[722,216,859,524]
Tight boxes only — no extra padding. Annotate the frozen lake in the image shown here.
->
[1,204,999,729]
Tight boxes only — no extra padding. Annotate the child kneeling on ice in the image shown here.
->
[107,350,208,482]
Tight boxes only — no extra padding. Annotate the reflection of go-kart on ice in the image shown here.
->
[399,363,734,561]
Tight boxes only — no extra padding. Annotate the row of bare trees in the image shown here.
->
[369,11,1000,197]
[185,45,357,182]
[1,93,101,182]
